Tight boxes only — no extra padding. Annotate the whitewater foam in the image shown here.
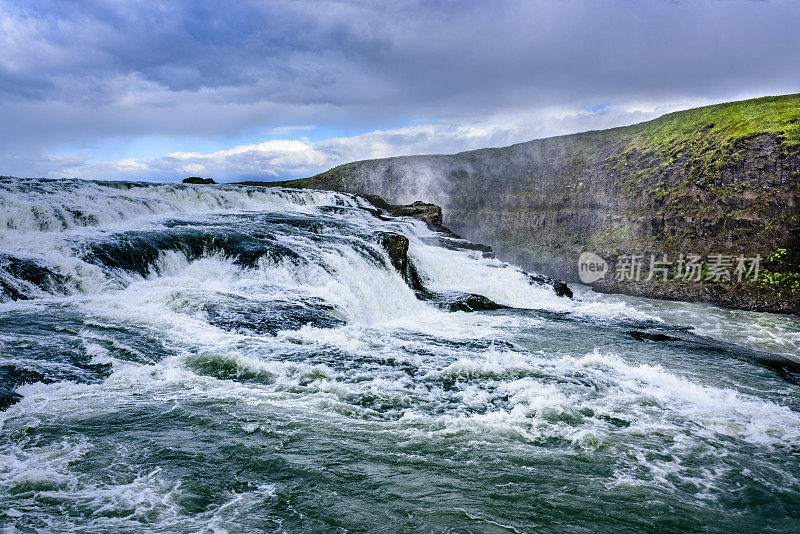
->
[1,178,799,532]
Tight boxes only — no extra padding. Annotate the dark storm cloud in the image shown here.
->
[0,0,798,178]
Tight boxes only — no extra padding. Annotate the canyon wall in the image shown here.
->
[257,95,800,313]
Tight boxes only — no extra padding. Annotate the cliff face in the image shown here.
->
[267,95,800,314]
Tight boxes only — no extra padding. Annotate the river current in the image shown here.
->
[1,178,799,532]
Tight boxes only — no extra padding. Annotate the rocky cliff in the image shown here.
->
[251,94,800,314]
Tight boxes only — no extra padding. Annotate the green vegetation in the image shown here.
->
[760,248,800,298]
[285,161,365,190]
[623,94,800,154]
[598,95,800,202]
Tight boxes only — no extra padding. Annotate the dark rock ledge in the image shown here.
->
[361,195,457,236]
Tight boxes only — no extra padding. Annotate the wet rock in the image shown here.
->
[379,232,410,273]
[0,254,64,301]
[377,232,424,291]
[0,366,49,410]
[418,290,508,312]
[627,330,681,342]
[525,272,573,299]
[419,236,495,258]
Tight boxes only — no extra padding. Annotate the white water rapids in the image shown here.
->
[0,178,798,532]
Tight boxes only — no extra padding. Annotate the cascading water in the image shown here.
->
[1,177,799,532]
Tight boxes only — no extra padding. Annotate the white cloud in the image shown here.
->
[43,98,731,182]
[2,1,797,179]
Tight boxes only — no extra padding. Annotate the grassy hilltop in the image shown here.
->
[261,94,800,313]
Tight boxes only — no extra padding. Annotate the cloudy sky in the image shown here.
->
[1,0,798,182]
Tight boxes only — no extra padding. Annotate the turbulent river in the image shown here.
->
[1,178,799,533]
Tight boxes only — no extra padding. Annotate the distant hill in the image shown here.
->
[252,94,800,313]
[182,177,216,184]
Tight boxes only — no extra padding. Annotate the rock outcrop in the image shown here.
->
[377,232,424,291]
[525,273,573,299]
[421,291,509,312]
[362,195,456,236]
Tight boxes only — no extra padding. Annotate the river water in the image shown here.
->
[1,178,799,532]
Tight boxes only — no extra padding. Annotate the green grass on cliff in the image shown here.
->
[581,94,800,202]
[271,161,363,190]
[552,94,800,188]
[622,94,800,158]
